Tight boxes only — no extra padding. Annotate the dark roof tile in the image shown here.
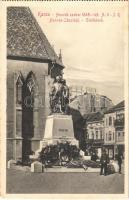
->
[7,7,63,67]
[83,112,104,123]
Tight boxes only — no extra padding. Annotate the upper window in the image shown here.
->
[92,132,94,139]
[118,132,121,137]
[100,130,103,139]
[109,116,112,126]
[96,131,98,139]
[106,118,108,126]
[106,133,108,140]
[113,132,114,140]
[108,131,112,141]
[117,113,124,120]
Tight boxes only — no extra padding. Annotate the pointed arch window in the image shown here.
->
[27,77,35,94]
[16,75,23,105]
[26,72,38,96]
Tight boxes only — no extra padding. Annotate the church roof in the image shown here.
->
[104,100,124,114]
[7,7,63,67]
[83,112,104,123]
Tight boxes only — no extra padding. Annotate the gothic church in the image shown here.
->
[7,7,64,161]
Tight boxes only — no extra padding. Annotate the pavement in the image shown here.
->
[6,168,124,194]
[8,164,100,173]
[45,167,100,172]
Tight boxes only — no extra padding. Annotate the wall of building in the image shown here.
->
[69,93,113,116]
[7,59,52,160]
[115,109,124,144]
[87,121,104,140]
[104,112,116,145]
[84,105,125,159]
[104,112,116,158]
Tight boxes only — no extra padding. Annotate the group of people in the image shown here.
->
[100,149,123,176]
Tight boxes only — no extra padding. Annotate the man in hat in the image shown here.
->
[116,152,123,174]
[100,150,109,176]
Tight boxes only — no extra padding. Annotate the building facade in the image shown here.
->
[84,112,104,158]
[7,7,64,161]
[69,93,113,116]
[104,112,116,159]
[83,101,125,159]
[114,103,124,157]
[104,101,124,159]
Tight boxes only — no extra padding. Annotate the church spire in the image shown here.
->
[59,49,62,62]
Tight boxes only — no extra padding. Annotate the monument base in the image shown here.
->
[40,114,79,150]
[40,138,78,149]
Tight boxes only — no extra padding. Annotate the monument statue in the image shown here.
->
[40,74,78,149]
[49,75,69,114]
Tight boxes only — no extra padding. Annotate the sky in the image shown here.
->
[31,2,126,104]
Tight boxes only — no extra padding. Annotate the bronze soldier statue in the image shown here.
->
[49,75,69,114]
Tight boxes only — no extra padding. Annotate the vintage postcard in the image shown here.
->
[0,0,128,199]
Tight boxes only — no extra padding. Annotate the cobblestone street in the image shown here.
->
[7,168,124,194]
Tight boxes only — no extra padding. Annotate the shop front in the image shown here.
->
[104,144,114,159]
[92,139,104,158]
[117,144,124,158]
[85,139,104,158]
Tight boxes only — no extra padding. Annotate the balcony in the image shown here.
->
[114,119,124,127]
[116,135,124,143]
[86,139,104,144]
[94,139,104,144]
[85,139,94,144]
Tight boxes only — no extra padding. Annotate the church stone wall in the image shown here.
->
[7,69,15,139]
[7,59,51,160]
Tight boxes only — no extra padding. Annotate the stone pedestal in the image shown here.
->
[31,161,43,173]
[7,159,16,169]
[40,114,78,149]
